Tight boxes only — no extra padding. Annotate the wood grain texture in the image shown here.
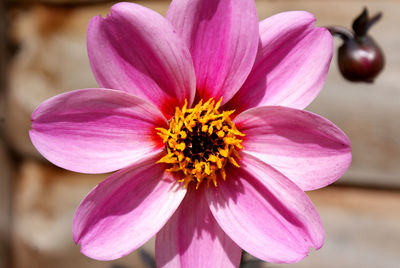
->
[12,160,156,268]
[0,142,12,268]
[266,186,400,268]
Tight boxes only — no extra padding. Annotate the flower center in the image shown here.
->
[156,98,244,188]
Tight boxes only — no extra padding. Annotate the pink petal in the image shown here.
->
[206,153,324,263]
[73,154,187,261]
[225,11,333,114]
[156,185,241,268]
[30,88,167,174]
[234,106,351,191]
[166,0,259,104]
[87,2,195,117]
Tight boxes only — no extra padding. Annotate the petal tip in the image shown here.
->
[79,244,123,261]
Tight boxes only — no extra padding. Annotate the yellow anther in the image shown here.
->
[157,154,177,164]
[224,137,242,145]
[168,139,176,148]
[195,162,203,173]
[188,120,196,130]
[179,131,187,139]
[218,147,229,158]
[235,143,244,150]
[155,127,170,135]
[176,142,186,151]
[216,158,223,169]
[217,130,225,138]
[229,157,240,168]
[229,128,245,136]
[215,98,223,110]
[208,154,218,163]
[181,99,188,114]
[204,162,211,175]
[220,169,226,180]
[211,173,218,187]
[208,125,214,135]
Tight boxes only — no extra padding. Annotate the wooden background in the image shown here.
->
[1,0,399,267]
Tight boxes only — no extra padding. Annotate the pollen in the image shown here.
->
[156,98,244,189]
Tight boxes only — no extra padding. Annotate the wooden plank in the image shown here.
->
[12,160,155,268]
[0,142,12,268]
[1,1,12,267]
[263,186,400,268]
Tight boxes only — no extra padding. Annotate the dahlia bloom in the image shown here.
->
[30,0,351,267]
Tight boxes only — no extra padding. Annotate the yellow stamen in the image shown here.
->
[156,98,244,188]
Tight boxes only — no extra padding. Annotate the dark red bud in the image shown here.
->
[338,36,384,83]
[327,8,384,83]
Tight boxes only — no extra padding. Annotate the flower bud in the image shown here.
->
[338,35,384,83]
[328,8,384,83]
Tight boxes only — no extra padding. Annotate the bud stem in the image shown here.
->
[326,26,354,41]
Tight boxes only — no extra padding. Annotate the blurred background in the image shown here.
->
[0,0,399,268]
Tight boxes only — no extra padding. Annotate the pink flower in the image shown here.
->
[29,1,351,267]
